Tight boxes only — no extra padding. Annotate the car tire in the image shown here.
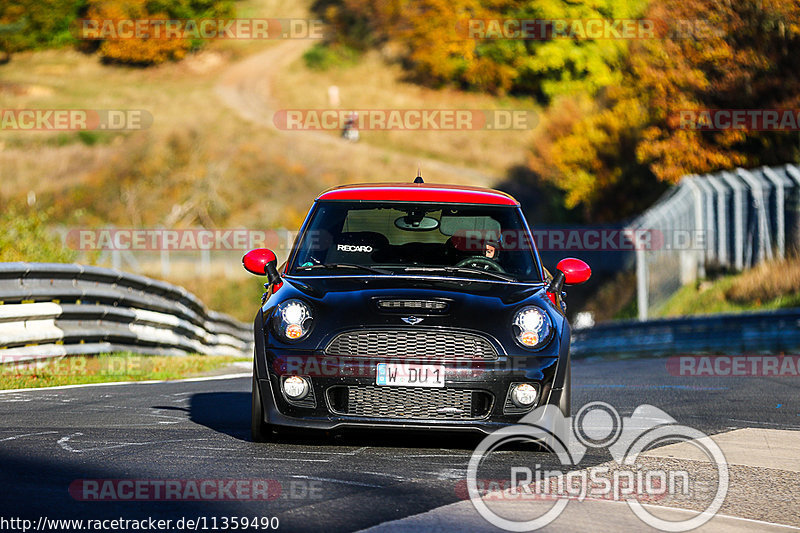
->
[251,374,272,442]
[559,357,571,418]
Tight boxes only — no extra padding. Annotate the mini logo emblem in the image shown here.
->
[401,316,424,325]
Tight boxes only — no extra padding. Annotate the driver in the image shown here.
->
[484,239,499,261]
[466,237,501,271]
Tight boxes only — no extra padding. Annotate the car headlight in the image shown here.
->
[512,306,552,349]
[274,299,313,341]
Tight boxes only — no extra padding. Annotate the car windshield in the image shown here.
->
[288,201,542,282]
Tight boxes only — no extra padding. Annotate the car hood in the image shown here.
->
[265,275,562,354]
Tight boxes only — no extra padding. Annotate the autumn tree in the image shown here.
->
[314,0,649,98]
[528,0,800,221]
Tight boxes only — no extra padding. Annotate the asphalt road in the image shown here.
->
[0,357,797,532]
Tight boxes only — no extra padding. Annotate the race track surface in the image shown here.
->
[0,357,797,532]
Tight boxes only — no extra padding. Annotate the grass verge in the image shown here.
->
[656,258,800,317]
[0,353,249,390]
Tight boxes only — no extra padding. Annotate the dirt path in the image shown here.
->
[214,40,496,187]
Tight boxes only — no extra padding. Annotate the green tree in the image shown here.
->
[0,0,82,62]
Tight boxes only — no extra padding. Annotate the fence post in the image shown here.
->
[636,246,648,321]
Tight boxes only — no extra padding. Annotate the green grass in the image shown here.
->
[656,261,800,317]
[303,43,361,71]
[0,353,249,390]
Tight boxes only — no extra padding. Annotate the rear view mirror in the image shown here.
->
[394,215,439,231]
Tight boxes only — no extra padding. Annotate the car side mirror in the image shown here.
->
[548,257,591,295]
[243,248,282,286]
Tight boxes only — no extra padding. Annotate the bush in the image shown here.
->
[0,0,235,65]
[0,0,83,60]
[0,207,77,263]
[303,42,360,71]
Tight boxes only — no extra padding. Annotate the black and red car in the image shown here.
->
[242,180,590,441]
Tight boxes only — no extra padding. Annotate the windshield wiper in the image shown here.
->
[296,263,394,275]
[402,265,517,282]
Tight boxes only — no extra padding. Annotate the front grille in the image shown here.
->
[324,329,497,359]
[327,386,493,420]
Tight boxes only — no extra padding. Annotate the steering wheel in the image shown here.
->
[455,256,507,273]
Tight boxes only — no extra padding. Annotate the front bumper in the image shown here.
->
[255,350,567,434]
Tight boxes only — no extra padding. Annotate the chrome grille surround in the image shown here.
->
[324,328,498,359]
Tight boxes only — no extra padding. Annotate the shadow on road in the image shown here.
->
[187,391,495,451]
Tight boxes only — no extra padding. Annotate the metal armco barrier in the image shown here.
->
[571,308,800,359]
[0,263,254,362]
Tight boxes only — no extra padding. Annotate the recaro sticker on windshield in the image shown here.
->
[337,244,373,252]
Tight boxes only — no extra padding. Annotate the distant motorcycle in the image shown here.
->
[341,112,359,142]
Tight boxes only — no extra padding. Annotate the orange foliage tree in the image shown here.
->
[529,0,800,221]
[83,0,234,65]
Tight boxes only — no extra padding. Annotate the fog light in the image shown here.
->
[511,383,537,407]
[283,376,309,399]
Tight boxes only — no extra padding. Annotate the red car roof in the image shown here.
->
[316,183,519,206]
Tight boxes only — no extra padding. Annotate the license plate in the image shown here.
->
[376,363,445,388]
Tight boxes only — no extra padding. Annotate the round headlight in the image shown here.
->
[512,306,552,349]
[274,299,313,341]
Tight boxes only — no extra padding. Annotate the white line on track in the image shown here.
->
[290,475,384,489]
[0,431,58,442]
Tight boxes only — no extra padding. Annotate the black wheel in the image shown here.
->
[251,374,272,442]
[559,358,571,419]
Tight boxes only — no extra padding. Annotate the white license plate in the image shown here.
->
[376,363,445,388]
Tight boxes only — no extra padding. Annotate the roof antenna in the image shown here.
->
[414,165,424,184]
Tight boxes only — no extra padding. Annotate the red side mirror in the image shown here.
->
[556,258,591,285]
[243,248,276,275]
[243,249,281,286]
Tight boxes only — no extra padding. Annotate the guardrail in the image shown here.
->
[0,263,254,362]
[571,308,800,358]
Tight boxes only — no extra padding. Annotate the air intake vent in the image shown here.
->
[327,386,493,420]
[376,299,448,312]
